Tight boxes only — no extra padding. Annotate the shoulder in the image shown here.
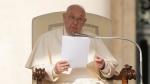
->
[40,28,63,38]
[34,28,63,44]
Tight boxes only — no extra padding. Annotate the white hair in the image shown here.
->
[66,4,86,16]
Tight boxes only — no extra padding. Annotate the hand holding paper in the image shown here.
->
[61,36,90,68]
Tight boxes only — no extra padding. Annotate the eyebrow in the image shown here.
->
[67,13,84,17]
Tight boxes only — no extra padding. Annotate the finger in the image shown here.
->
[95,56,101,59]
[59,60,68,64]
[61,63,70,72]
[95,58,103,63]
[60,67,65,71]
[57,61,70,72]
[95,56,104,60]
[56,62,65,70]
[61,62,70,67]
[62,66,69,71]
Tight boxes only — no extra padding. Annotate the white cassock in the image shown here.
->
[25,27,118,84]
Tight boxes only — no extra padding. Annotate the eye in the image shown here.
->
[70,16,75,20]
[78,18,83,21]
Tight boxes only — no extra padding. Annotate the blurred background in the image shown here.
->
[0,0,149,84]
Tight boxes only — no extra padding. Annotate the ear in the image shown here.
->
[83,18,87,25]
[84,18,87,23]
[63,13,66,21]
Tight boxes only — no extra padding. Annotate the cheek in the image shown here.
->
[64,23,70,31]
[66,21,72,28]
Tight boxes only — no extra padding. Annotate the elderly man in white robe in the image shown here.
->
[26,4,118,84]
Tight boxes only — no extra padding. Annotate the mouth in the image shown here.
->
[70,27,78,32]
[71,27,77,30]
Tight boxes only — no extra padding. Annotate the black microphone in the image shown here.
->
[72,32,143,84]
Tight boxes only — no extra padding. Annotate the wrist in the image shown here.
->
[100,62,105,70]
[54,65,59,74]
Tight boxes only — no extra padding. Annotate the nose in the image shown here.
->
[72,19,78,24]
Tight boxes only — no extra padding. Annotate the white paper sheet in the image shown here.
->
[61,36,90,68]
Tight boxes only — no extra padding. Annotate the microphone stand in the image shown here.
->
[73,32,143,84]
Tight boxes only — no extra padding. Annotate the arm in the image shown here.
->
[25,35,60,82]
[94,56,116,78]
[94,38,118,78]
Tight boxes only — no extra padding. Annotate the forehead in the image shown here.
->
[66,6,85,17]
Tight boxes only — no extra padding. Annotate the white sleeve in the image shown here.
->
[45,65,59,82]
[25,35,51,69]
[100,60,116,78]
[94,38,118,78]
